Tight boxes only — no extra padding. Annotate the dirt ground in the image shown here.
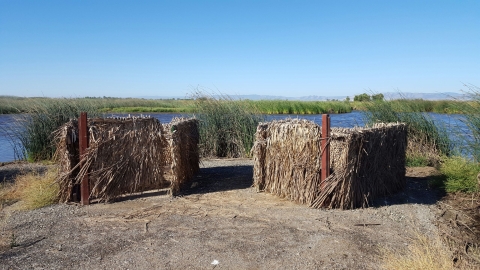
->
[436,193,480,268]
[0,159,476,269]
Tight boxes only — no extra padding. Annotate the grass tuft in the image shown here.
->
[381,233,454,270]
[0,167,59,210]
[406,155,430,167]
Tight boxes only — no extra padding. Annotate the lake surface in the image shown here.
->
[0,111,470,162]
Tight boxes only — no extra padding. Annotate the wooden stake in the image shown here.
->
[79,112,90,205]
[321,114,331,185]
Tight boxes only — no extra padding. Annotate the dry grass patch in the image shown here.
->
[381,233,454,270]
[0,168,58,251]
[0,167,59,210]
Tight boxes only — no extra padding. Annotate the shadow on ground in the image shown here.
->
[89,164,445,209]
[370,175,446,207]
[0,163,48,184]
[111,165,254,202]
[182,165,254,195]
[184,165,445,208]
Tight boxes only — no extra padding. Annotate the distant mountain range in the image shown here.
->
[138,92,467,101]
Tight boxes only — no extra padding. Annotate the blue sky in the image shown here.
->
[0,0,479,98]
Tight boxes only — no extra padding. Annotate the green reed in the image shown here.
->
[454,84,480,161]
[193,93,264,158]
[0,96,194,114]
[246,100,352,114]
[353,99,468,114]
[13,99,101,161]
[363,99,451,165]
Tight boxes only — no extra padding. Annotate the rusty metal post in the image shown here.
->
[79,112,90,205]
[321,114,331,184]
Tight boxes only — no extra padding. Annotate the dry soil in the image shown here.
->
[0,159,469,269]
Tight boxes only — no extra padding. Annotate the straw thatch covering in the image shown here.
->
[252,120,323,205]
[252,119,407,209]
[163,117,200,195]
[55,116,199,202]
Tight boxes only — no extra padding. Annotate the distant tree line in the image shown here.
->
[353,93,384,102]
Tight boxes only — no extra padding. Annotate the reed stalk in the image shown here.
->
[192,92,264,158]
[13,98,101,161]
[363,99,451,166]
[455,84,480,161]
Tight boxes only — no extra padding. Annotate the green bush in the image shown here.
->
[371,93,384,101]
[436,156,480,193]
[354,93,371,102]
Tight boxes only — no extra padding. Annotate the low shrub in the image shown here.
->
[436,156,480,193]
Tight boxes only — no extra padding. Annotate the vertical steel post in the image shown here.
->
[79,112,90,205]
[321,114,331,184]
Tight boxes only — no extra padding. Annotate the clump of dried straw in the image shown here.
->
[163,117,200,195]
[253,119,323,205]
[312,123,407,209]
[55,116,199,202]
[253,119,407,209]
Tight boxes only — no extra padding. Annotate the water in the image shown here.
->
[0,111,470,162]
[0,114,20,162]
[264,111,366,127]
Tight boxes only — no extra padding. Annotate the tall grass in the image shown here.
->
[101,106,190,113]
[454,84,480,161]
[0,96,26,114]
[0,96,194,114]
[14,99,101,161]
[363,99,451,165]
[353,99,469,114]
[0,96,354,115]
[193,93,264,158]
[245,100,352,114]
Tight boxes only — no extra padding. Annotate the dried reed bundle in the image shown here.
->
[163,117,200,195]
[53,119,80,202]
[253,119,323,205]
[55,117,199,202]
[253,120,407,209]
[312,123,407,209]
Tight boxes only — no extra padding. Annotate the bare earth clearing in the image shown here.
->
[0,159,470,269]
